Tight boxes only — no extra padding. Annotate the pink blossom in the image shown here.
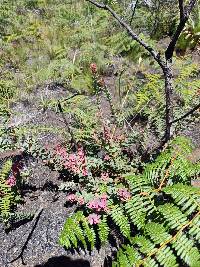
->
[101,172,109,181]
[117,188,131,201]
[88,199,98,210]
[104,155,110,161]
[6,175,16,187]
[98,198,107,210]
[87,196,107,212]
[56,146,67,158]
[87,213,101,225]
[101,193,108,199]
[53,144,88,176]
[77,147,85,158]
[90,63,97,74]
[77,197,85,205]
[68,154,76,162]
[66,194,77,203]
[82,166,88,176]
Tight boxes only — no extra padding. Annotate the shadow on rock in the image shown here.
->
[34,255,90,267]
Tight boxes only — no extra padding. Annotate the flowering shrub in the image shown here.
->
[6,175,16,187]
[45,143,88,177]
[87,194,108,212]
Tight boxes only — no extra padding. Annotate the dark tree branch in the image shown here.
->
[130,0,139,25]
[170,102,200,124]
[86,0,165,69]
[165,0,197,60]
[186,0,199,16]
[162,64,173,143]
[178,0,184,19]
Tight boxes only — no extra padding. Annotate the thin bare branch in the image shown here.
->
[170,102,200,124]
[130,0,139,25]
[165,0,197,60]
[86,0,165,69]
[186,0,198,16]
[178,0,184,19]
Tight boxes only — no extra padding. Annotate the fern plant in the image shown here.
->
[0,160,15,222]
[59,137,200,267]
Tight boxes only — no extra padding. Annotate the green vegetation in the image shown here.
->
[0,0,200,266]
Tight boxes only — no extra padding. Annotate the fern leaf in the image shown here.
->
[115,245,141,267]
[172,232,200,266]
[158,203,189,230]
[82,217,96,249]
[125,195,155,229]
[188,214,200,243]
[98,215,109,245]
[163,184,200,215]
[109,205,130,238]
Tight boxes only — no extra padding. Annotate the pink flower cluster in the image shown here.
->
[87,194,108,212]
[104,154,110,161]
[54,145,88,176]
[5,161,22,188]
[117,188,131,202]
[87,213,101,225]
[6,175,16,187]
[66,194,77,203]
[66,194,85,205]
[90,63,97,74]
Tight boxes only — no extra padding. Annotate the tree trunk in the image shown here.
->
[163,61,174,143]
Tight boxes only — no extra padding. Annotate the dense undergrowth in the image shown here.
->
[0,0,200,266]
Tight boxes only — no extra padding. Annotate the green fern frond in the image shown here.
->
[0,160,14,221]
[114,245,142,267]
[124,173,152,194]
[98,215,109,245]
[188,214,200,243]
[143,151,172,185]
[59,211,87,249]
[158,203,189,230]
[81,216,96,249]
[163,184,200,215]
[125,194,155,229]
[172,232,200,266]
[109,205,130,238]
